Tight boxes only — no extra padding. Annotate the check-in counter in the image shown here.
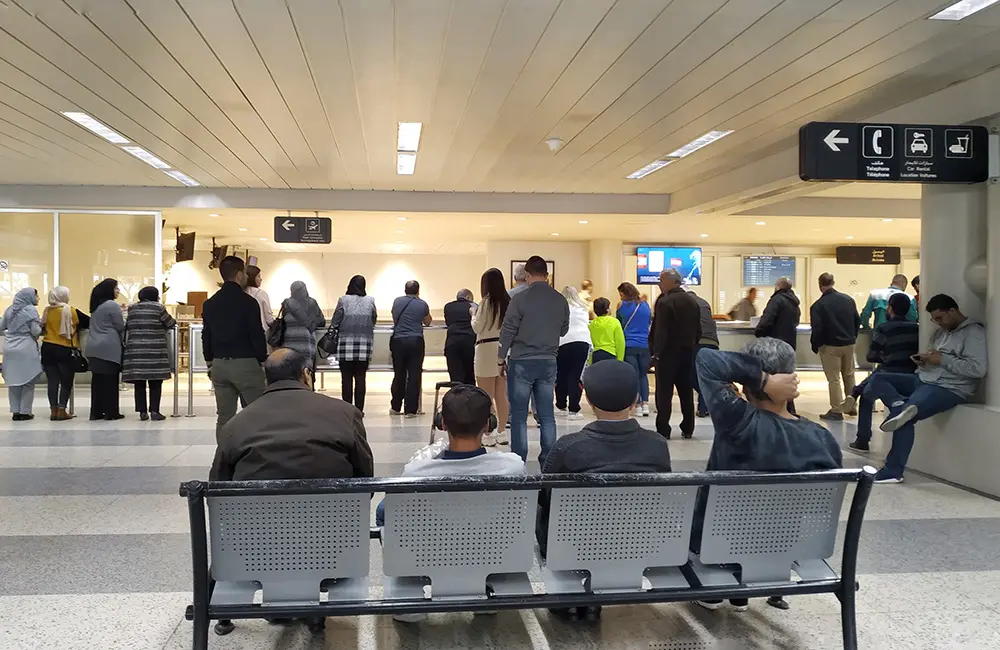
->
[718,322,873,370]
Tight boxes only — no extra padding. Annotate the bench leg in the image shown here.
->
[192,610,210,650]
[840,582,858,650]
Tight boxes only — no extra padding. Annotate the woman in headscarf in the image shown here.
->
[280,281,326,368]
[331,275,377,413]
[122,287,177,421]
[86,278,126,420]
[40,286,90,421]
[0,287,43,420]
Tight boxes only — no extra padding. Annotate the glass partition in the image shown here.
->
[0,211,54,313]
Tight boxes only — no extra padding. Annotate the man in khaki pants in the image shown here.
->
[809,273,861,421]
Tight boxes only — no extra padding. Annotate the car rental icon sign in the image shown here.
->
[799,122,989,184]
[274,216,332,244]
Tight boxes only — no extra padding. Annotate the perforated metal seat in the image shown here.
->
[382,490,538,599]
[208,493,370,605]
[695,482,847,584]
[543,486,699,593]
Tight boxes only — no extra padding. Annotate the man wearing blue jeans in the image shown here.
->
[499,256,569,465]
[865,294,987,484]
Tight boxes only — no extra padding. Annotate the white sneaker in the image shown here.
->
[404,413,418,419]
[641,403,650,417]
[495,428,510,445]
[389,409,402,416]
[556,407,568,416]
[482,431,498,447]
[880,404,918,432]
[566,411,584,421]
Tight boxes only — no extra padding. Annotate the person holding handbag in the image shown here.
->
[390,280,431,418]
[1,287,43,421]
[329,275,377,413]
[40,286,90,421]
[616,282,652,417]
[122,287,177,421]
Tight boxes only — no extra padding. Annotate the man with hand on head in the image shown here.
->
[693,338,842,613]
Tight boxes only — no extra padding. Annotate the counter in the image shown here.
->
[718,322,873,370]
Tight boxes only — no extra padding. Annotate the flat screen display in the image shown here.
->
[175,231,196,263]
[742,255,795,287]
[636,247,702,286]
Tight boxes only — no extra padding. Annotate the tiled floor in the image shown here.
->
[2,375,1000,649]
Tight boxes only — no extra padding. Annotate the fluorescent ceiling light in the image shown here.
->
[163,169,200,186]
[626,159,674,180]
[61,111,129,144]
[756,221,767,226]
[845,235,855,240]
[578,220,589,224]
[881,218,893,222]
[397,122,422,153]
[397,216,408,221]
[122,146,170,169]
[238,228,248,232]
[667,130,734,158]
[550,232,560,237]
[397,152,416,175]
[209,213,220,217]
[700,233,709,238]
[929,0,1000,20]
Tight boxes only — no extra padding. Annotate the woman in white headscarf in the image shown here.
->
[40,286,90,421]
[280,281,326,367]
[0,287,43,421]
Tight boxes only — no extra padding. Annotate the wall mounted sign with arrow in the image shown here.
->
[273,215,332,244]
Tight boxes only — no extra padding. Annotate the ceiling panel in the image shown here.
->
[0,0,996,196]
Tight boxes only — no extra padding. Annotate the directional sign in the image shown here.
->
[799,122,989,183]
[273,216,332,244]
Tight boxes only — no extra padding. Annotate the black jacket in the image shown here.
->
[754,289,801,349]
[443,298,475,348]
[809,289,860,352]
[210,381,374,481]
[649,287,702,356]
[202,282,268,363]
[536,419,672,557]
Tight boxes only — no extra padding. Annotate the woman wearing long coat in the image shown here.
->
[0,287,43,420]
[122,287,177,421]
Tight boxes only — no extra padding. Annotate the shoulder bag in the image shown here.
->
[317,320,339,359]
[266,306,286,348]
[389,297,417,353]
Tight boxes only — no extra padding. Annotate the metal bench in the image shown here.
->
[181,468,874,650]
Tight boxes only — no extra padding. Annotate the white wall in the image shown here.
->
[164,250,486,316]
[485,240,589,291]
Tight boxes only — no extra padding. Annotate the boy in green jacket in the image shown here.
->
[589,298,626,363]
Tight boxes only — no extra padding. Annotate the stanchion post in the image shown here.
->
[187,329,197,418]
[171,323,180,417]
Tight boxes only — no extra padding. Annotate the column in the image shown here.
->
[588,239,624,301]
[987,170,1000,406]
[919,184,986,349]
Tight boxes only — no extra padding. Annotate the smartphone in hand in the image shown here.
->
[911,354,925,366]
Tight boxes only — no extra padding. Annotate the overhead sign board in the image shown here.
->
[273,216,332,244]
[836,246,901,265]
[799,122,989,184]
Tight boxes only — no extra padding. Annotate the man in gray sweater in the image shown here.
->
[498,256,569,465]
[868,293,987,483]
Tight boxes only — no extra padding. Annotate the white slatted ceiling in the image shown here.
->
[0,0,997,194]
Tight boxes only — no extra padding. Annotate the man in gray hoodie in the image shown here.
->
[869,293,987,483]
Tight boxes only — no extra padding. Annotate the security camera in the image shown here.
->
[545,137,563,152]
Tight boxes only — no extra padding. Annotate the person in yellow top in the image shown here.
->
[40,286,90,421]
[589,298,626,363]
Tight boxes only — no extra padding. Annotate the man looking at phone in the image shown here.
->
[864,294,987,484]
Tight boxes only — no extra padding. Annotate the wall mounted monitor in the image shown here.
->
[742,255,796,287]
[175,231,196,262]
[636,247,702,286]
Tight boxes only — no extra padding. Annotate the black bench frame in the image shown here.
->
[181,467,875,650]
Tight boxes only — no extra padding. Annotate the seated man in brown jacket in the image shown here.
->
[210,347,374,636]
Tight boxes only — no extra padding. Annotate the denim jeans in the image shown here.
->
[692,343,719,413]
[865,373,966,476]
[623,346,651,402]
[507,358,557,465]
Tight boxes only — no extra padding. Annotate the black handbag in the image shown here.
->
[266,308,286,348]
[317,324,339,359]
[70,348,89,373]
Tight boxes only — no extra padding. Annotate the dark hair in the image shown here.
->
[404,280,420,296]
[617,282,640,301]
[219,255,245,282]
[441,385,493,437]
[912,275,920,289]
[888,292,912,317]
[925,293,959,313]
[89,278,118,313]
[346,275,367,297]
[480,268,510,327]
[263,348,309,385]
[594,297,611,316]
[524,256,548,277]
[818,272,835,288]
[137,286,160,303]
[245,265,261,286]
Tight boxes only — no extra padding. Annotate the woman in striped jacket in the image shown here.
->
[122,287,176,421]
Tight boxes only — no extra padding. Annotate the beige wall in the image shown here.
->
[0,212,53,313]
[165,250,486,316]
[485,240,590,292]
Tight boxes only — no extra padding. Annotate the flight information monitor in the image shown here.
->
[743,255,795,287]
[636,247,702,286]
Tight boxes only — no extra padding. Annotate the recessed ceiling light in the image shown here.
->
[626,159,674,180]
[61,111,129,144]
[397,217,408,221]
[845,235,855,240]
[395,230,404,234]
[397,122,422,153]
[578,220,589,224]
[755,221,766,226]
[551,232,560,237]
[238,228,248,232]
[929,0,1000,21]
[667,130,735,159]
[209,213,220,217]
[122,146,171,169]
[881,218,893,222]
[480,224,496,229]
[163,170,200,186]
[397,152,416,175]
[259,237,268,241]
[700,233,709,238]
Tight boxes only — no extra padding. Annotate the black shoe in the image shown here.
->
[150,412,167,421]
[267,618,295,625]
[214,620,235,636]
[849,440,871,452]
[819,410,844,421]
[105,413,125,421]
[767,596,790,610]
[681,432,694,439]
[304,617,326,634]
[12,413,25,422]
[89,414,103,421]
[696,410,710,418]
[139,411,149,421]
